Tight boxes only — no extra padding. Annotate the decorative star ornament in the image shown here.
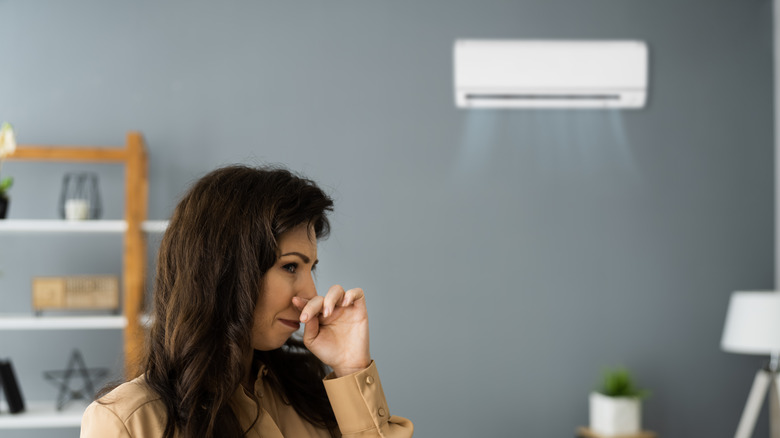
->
[43,349,109,411]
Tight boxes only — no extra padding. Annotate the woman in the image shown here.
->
[80,165,413,437]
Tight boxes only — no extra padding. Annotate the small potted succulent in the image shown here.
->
[589,366,650,436]
[0,122,16,219]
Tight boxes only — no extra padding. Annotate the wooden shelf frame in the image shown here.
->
[6,131,150,378]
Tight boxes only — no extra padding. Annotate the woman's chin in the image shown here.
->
[252,335,293,351]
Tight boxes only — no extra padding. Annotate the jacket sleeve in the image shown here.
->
[80,401,133,438]
[323,361,413,437]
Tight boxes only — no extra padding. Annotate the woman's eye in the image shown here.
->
[282,263,297,273]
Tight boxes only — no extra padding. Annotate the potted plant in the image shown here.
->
[589,366,650,436]
[0,122,16,219]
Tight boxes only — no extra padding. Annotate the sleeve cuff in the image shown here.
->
[322,360,391,435]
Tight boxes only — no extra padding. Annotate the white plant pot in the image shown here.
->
[589,391,641,436]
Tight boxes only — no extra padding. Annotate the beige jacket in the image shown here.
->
[80,361,413,437]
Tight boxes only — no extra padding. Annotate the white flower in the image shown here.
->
[0,123,16,158]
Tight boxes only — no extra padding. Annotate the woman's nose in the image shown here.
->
[298,272,317,299]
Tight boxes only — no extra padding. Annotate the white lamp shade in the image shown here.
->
[721,291,780,355]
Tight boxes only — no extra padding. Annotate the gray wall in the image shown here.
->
[0,0,775,436]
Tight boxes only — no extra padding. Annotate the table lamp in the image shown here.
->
[721,291,780,438]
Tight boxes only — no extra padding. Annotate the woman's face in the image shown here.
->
[251,224,318,351]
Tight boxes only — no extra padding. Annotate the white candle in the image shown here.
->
[65,199,90,220]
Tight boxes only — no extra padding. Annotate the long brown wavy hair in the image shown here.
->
[143,165,337,437]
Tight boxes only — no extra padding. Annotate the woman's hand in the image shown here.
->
[292,285,371,377]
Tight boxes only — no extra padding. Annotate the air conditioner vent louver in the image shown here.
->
[466,94,621,100]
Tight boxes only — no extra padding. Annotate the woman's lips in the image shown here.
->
[279,319,300,330]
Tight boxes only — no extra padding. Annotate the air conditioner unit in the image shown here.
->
[453,40,649,109]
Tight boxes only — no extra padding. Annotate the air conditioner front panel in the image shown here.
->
[453,40,649,109]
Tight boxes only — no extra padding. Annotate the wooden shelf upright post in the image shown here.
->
[123,131,147,379]
[6,131,150,379]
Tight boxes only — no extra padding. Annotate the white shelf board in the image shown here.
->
[0,314,127,330]
[142,220,168,233]
[0,219,168,233]
[0,400,86,429]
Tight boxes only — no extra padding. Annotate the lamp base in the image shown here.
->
[734,369,780,438]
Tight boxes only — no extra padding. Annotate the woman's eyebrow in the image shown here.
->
[280,252,312,264]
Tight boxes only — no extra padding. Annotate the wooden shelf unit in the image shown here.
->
[5,131,153,378]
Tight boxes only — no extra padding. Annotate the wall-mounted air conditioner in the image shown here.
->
[453,40,649,109]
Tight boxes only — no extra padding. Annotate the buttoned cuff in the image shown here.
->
[323,361,391,435]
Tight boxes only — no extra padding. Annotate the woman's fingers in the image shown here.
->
[301,307,320,343]
[299,295,324,323]
[342,287,364,307]
[292,296,308,309]
[291,285,364,322]
[322,285,345,318]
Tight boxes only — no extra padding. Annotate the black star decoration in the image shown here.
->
[43,349,109,411]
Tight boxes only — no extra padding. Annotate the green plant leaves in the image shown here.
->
[0,176,12,195]
[598,366,650,399]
